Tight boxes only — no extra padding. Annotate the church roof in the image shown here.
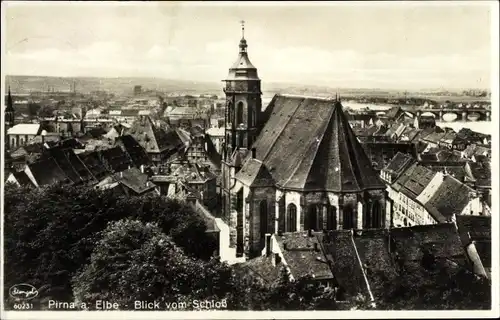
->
[235,158,275,187]
[244,94,385,192]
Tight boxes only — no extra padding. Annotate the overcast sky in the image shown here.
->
[3,1,494,89]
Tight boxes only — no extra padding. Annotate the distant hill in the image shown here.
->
[5,75,222,96]
[4,75,491,103]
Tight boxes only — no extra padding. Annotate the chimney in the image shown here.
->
[146,181,150,187]
[251,148,256,159]
[140,165,144,173]
[120,171,123,178]
[265,233,272,257]
[308,229,314,237]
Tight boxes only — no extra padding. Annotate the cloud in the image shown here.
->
[5,39,491,89]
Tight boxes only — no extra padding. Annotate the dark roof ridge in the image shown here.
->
[278,93,338,101]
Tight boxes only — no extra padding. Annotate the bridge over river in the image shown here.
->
[400,106,491,122]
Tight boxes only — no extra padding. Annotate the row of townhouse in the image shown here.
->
[381,152,486,228]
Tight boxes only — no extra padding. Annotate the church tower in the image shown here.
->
[221,22,262,256]
[222,21,262,158]
[5,86,15,129]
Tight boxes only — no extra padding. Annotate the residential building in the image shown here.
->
[361,142,417,172]
[97,167,158,197]
[384,157,485,228]
[127,116,184,165]
[6,123,42,149]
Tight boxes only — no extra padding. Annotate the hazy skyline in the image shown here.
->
[3,1,495,90]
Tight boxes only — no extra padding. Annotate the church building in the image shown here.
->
[221,24,390,258]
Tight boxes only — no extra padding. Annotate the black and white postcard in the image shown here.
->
[1,1,498,319]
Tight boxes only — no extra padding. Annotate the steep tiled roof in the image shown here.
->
[399,164,436,199]
[235,158,274,187]
[398,127,421,142]
[436,150,463,162]
[423,164,470,182]
[384,106,403,120]
[112,167,156,195]
[99,146,133,173]
[462,144,478,159]
[352,229,399,296]
[47,147,83,184]
[473,145,491,157]
[415,141,429,153]
[423,132,445,144]
[275,231,333,280]
[58,138,85,150]
[440,131,457,144]
[233,255,281,284]
[419,153,438,162]
[78,151,109,180]
[128,116,183,154]
[383,152,416,180]
[455,215,491,243]
[390,223,468,273]
[385,123,404,138]
[322,230,369,297]
[247,95,385,192]
[414,127,437,142]
[424,175,475,222]
[456,128,489,144]
[28,158,69,186]
[12,171,35,187]
[322,224,471,300]
[468,162,491,188]
[60,148,96,183]
[361,142,417,172]
[115,135,151,167]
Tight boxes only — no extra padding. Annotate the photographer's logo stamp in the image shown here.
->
[9,284,39,301]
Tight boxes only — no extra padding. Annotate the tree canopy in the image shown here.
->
[3,183,216,303]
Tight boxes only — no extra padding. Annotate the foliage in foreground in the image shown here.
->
[4,183,216,302]
[72,219,337,311]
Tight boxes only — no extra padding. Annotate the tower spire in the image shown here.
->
[5,85,15,128]
[240,20,245,39]
[7,86,13,111]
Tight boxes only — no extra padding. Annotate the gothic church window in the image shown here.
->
[287,204,297,232]
[327,206,337,230]
[306,205,319,231]
[236,101,244,125]
[342,205,354,229]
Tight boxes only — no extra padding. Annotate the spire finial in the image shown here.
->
[240,20,245,39]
